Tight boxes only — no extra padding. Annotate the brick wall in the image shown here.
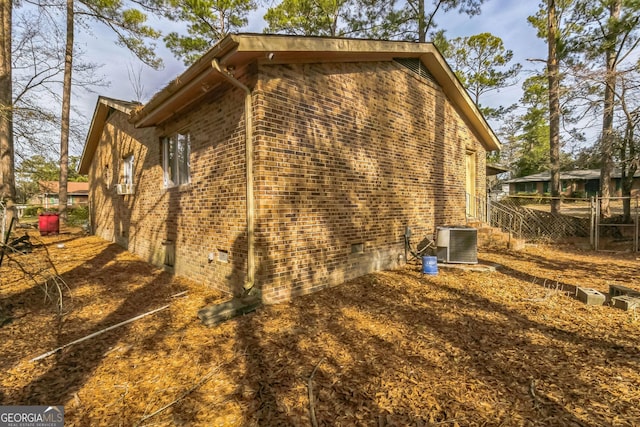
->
[253,60,486,303]
[88,87,250,296]
[88,58,487,304]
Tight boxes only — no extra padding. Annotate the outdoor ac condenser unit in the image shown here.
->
[436,227,478,264]
[116,183,135,195]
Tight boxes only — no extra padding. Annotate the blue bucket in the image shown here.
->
[422,256,438,275]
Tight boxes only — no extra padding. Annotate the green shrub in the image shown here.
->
[67,206,89,226]
[22,206,41,217]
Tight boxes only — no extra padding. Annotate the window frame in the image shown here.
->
[162,132,191,188]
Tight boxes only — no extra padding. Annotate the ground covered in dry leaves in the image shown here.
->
[1,232,639,426]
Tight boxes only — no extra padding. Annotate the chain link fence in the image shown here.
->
[484,195,640,251]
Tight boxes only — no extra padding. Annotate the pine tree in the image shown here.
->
[1,0,16,228]
[164,0,257,64]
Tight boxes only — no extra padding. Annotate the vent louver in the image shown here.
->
[393,58,436,83]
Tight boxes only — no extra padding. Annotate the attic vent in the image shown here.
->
[393,58,436,83]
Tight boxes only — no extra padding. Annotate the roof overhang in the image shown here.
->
[131,34,501,152]
[79,97,141,174]
[486,164,510,176]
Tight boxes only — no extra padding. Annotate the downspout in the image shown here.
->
[211,59,255,294]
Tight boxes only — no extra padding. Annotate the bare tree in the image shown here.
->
[12,9,106,164]
[24,0,164,224]
[571,0,640,217]
[127,62,147,102]
[615,70,640,221]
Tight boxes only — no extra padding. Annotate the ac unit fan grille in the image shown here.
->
[448,230,477,263]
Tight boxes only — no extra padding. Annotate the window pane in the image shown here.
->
[177,133,190,185]
[169,136,177,186]
[162,133,190,187]
[123,155,134,184]
[162,138,168,187]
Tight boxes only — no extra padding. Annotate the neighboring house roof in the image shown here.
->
[39,181,89,195]
[506,169,640,183]
[486,164,509,176]
[78,97,142,174]
[79,34,501,173]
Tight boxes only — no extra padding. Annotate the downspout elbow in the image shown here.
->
[211,59,256,295]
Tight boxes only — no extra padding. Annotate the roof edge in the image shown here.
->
[131,36,240,127]
[129,34,500,151]
[78,96,141,174]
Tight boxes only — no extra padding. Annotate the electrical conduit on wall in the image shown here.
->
[211,59,255,294]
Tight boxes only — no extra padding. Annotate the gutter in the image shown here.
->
[211,59,255,294]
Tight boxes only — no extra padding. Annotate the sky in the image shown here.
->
[71,0,547,156]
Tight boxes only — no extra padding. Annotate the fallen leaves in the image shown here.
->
[1,233,640,426]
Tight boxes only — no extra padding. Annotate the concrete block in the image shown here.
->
[608,284,640,299]
[576,287,605,306]
[611,295,640,311]
[198,295,262,326]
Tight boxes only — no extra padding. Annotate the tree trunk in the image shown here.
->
[59,0,74,223]
[418,0,426,43]
[600,0,621,219]
[547,0,561,214]
[0,0,16,227]
[621,121,635,222]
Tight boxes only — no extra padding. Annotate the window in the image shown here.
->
[123,155,134,184]
[162,132,191,187]
[516,182,537,193]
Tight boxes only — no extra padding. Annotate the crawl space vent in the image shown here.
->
[393,58,437,83]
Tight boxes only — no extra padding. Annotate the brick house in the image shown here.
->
[79,34,500,304]
[506,169,640,197]
[31,181,89,208]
